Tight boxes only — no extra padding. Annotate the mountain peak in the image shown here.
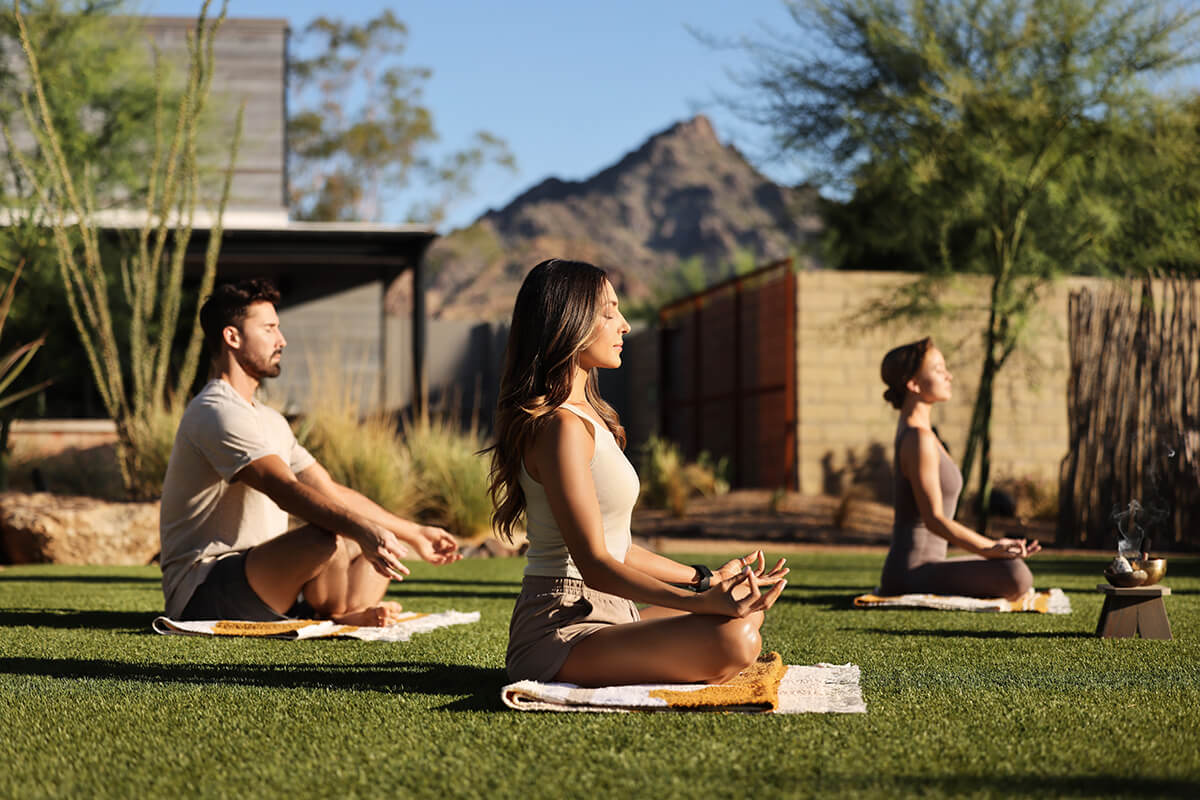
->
[656,114,718,144]
[400,116,820,320]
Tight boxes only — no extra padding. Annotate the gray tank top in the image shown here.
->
[885,426,964,571]
[519,404,640,580]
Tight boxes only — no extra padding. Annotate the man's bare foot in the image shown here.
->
[332,601,405,627]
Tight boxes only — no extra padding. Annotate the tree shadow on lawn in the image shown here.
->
[824,772,1197,797]
[399,578,522,588]
[0,608,157,631]
[392,589,519,601]
[775,589,862,610]
[1035,555,1200,578]
[0,656,508,710]
[855,627,1091,639]
[0,574,161,584]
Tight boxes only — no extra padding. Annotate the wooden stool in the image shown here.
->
[1095,585,1172,639]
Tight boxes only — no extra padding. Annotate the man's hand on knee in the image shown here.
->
[351,522,411,581]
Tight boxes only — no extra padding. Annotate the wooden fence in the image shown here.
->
[658,260,796,488]
[1060,280,1200,550]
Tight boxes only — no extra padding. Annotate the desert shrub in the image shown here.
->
[292,356,493,539]
[122,400,184,499]
[996,475,1060,521]
[292,364,421,520]
[638,436,729,517]
[401,412,493,542]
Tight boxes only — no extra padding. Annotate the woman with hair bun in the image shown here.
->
[878,338,1039,600]
[488,258,788,687]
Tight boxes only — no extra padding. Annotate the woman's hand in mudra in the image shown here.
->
[701,556,788,617]
[714,550,790,586]
[980,537,1041,559]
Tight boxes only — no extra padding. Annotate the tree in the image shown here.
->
[1,1,167,423]
[287,10,515,225]
[3,0,242,498]
[624,247,772,323]
[1101,94,1200,277]
[734,0,1200,526]
[1,1,161,210]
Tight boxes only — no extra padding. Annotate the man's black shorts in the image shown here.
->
[179,551,306,621]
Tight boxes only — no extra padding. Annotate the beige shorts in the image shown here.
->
[506,575,640,682]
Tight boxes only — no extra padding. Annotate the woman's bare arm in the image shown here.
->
[625,545,789,589]
[623,544,698,584]
[530,410,784,616]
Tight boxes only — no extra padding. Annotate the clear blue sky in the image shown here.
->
[140,1,1200,232]
[138,0,807,231]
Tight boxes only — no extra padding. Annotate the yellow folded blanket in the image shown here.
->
[501,654,868,714]
[853,588,1071,614]
[648,651,786,710]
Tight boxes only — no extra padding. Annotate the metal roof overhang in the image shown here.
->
[174,223,439,411]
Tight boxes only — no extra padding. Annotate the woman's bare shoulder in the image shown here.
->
[896,426,940,465]
[530,407,596,458]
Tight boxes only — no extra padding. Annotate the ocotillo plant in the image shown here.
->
[0,261,49,412]
[3,0,243,498]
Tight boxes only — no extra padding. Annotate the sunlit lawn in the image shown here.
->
[1,551,1197,799]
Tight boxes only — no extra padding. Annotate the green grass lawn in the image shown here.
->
[1,551,1198,799]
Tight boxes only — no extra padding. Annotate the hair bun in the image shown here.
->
[880,337,933,411]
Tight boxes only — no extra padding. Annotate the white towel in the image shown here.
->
[152,610,480,641]
[501,663,866,714]
[854,588,1071,614]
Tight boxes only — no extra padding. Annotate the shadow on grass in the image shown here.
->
[0,656,508,710]
[1035,555,1200,578]
[775,592,860,610]
[400,578,522,588]
[0,573,160,584]
[824,773,1200,797]
[856,627,1091,639]
[0,609,157,631]
[391,589,520,601]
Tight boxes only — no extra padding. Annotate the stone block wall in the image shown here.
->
[794,271,1105,498]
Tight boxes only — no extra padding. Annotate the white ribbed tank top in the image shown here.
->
[519,404,640,579]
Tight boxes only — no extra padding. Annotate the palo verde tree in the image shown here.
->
[287,10,515,225]
[734,0,1200,526]
[0,2,161,210]
[2,0,243,498]
[0,1,166,426]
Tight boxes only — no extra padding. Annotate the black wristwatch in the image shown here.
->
[691,564,712,592]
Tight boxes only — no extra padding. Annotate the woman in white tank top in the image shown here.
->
[488,259,789,686]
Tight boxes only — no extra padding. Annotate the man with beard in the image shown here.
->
[158,278,459,626]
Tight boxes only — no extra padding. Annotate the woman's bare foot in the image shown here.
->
[332,600,405,627]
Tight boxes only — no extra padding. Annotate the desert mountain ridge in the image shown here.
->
[388,115,821,321]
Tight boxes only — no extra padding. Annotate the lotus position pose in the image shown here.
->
[878,338,1038,600]
[159,279,459,626]
[489,259,788,687]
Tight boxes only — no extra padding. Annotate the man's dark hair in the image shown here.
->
[199,278,281,356]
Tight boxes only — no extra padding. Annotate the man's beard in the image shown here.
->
[237,350,283,380]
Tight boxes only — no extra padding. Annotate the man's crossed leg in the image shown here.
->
[246,526,407,626]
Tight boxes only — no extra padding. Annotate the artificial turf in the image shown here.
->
[0,551,1197,799]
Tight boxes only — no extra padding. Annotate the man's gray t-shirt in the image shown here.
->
[159,379,315,617]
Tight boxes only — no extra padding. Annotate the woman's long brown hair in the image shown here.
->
[487,258,626,542]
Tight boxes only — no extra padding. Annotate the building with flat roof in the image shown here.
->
[3,14,436,417]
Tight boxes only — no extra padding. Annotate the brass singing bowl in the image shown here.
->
[1104,568,1148,588]
[1131,558,1167,586]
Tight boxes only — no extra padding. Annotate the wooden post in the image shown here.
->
[411,252,426,417]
